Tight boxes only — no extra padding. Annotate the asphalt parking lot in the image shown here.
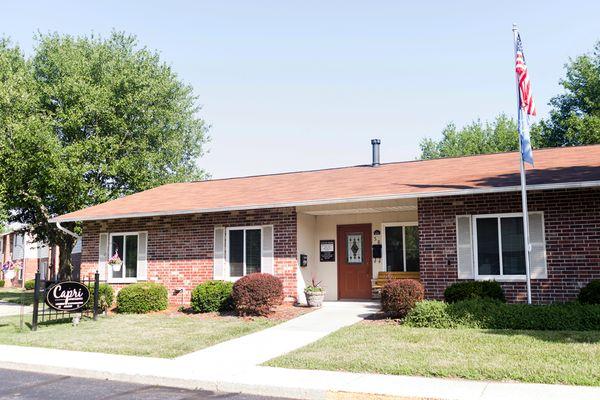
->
[0,368,287,400]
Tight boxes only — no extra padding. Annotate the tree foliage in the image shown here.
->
[419,114,537,159]
[0,32,208,278]
[421,41,600,160]
[538,41,600,147]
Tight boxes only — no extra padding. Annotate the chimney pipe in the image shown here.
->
[371,139,381,167]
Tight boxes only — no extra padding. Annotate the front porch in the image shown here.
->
[295,198,421,302]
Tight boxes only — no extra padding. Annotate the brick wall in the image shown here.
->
[80,207,298,304]
[418,188,600,303]
[1,233,42,287]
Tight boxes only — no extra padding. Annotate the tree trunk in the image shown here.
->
[57,234,76,281]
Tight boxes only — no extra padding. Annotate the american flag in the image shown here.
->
[515,33,536,117]
[514,31,535,165]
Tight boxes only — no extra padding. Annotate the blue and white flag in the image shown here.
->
[518,109,534,165]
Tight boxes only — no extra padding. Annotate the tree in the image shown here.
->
[419,114,538,159]
[0,33,208,279]
[538,41,600,147]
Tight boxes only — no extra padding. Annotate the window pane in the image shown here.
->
[385,227,404,272]
[476,218,500,275]
[404,226,420,272]
[245,229,262,275]
[229,230,244,277]
[125,235,138,278]
[111,235,124,279]
[501,217,526,275]
[347,233,363,264]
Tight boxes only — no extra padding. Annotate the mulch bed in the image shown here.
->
[160,303,314,321]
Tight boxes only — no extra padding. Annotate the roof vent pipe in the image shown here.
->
[371,139,381,167]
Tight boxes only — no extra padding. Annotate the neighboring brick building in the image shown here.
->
[1,224,83,287]
[53,144,600,305]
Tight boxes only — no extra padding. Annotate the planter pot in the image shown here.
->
[111,263,122,272]
[305,290,326,307]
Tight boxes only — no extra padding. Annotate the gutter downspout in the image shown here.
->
[55,222,81,240]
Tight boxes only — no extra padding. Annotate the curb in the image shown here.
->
[0,361,328,400]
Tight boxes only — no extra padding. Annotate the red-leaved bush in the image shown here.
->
[381,279,424,317]
[232,273,284,316]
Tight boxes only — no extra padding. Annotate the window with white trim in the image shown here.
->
[227,227,262,278]
[382,223,419,272]
[109,233,139,280]
[473,214,526,278]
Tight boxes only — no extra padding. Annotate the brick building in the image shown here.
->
[1,223,82,287]
[51,144,600,304]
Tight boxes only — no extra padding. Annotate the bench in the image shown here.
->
[372,271,420,298]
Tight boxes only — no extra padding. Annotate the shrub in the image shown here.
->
[381,279,424,317]
[0,280,4,288]
[24,279,36,290]
[578,280,600,305]
[443,281,505,303]
[405,299,600,331]
[403,300,459,328]
[191,280,234,313]
[232,273,283,316]
[85,283,115,312]
[117,282,168,314]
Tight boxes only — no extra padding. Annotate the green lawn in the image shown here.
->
[265,321,600,386]
[0,288,36,306]
[0,313,278,358]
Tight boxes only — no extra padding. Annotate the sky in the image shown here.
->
[2,1,599,179]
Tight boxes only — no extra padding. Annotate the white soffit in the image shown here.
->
[303,205,418,215]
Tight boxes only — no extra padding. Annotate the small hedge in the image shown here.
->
[191,280,234,313]
[381,279,424,317]
[24,279,36,290]
[578,280,600,305]
[444,281,505,303]
[232,273,283,316]
[405,299,600,331]
[0,280,4,288]
[85,283,115,312]
[117,282,168,314]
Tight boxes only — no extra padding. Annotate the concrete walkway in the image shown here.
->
[0,301,599,400]
[176,301,379,369]
[0,302,32,317]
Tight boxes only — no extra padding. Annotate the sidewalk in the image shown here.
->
[176,301,379,369]
[0,302,32,317]
[2,344,599,400]
[0,301,599,400]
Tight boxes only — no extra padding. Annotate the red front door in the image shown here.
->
[337,224,372,299]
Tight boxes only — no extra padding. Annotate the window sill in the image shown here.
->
[475,275,527,283]
[107,278,138,284]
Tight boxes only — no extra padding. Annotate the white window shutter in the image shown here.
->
[528,212,547,279]
[213,227,225,279]
[456,215,474,279]
[261,225,274,275]
[13,234,24,259]
[137,232,148,281]
[98,233,108,281]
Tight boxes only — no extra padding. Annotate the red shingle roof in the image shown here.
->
[52,145,600,222]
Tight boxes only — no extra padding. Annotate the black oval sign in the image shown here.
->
[45,281,90,312]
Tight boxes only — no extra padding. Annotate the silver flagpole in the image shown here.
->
[512,24,533,304]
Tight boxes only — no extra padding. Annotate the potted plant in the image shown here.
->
[2,260,20,285]
[304,278,325,307]
[108,251,122,272]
